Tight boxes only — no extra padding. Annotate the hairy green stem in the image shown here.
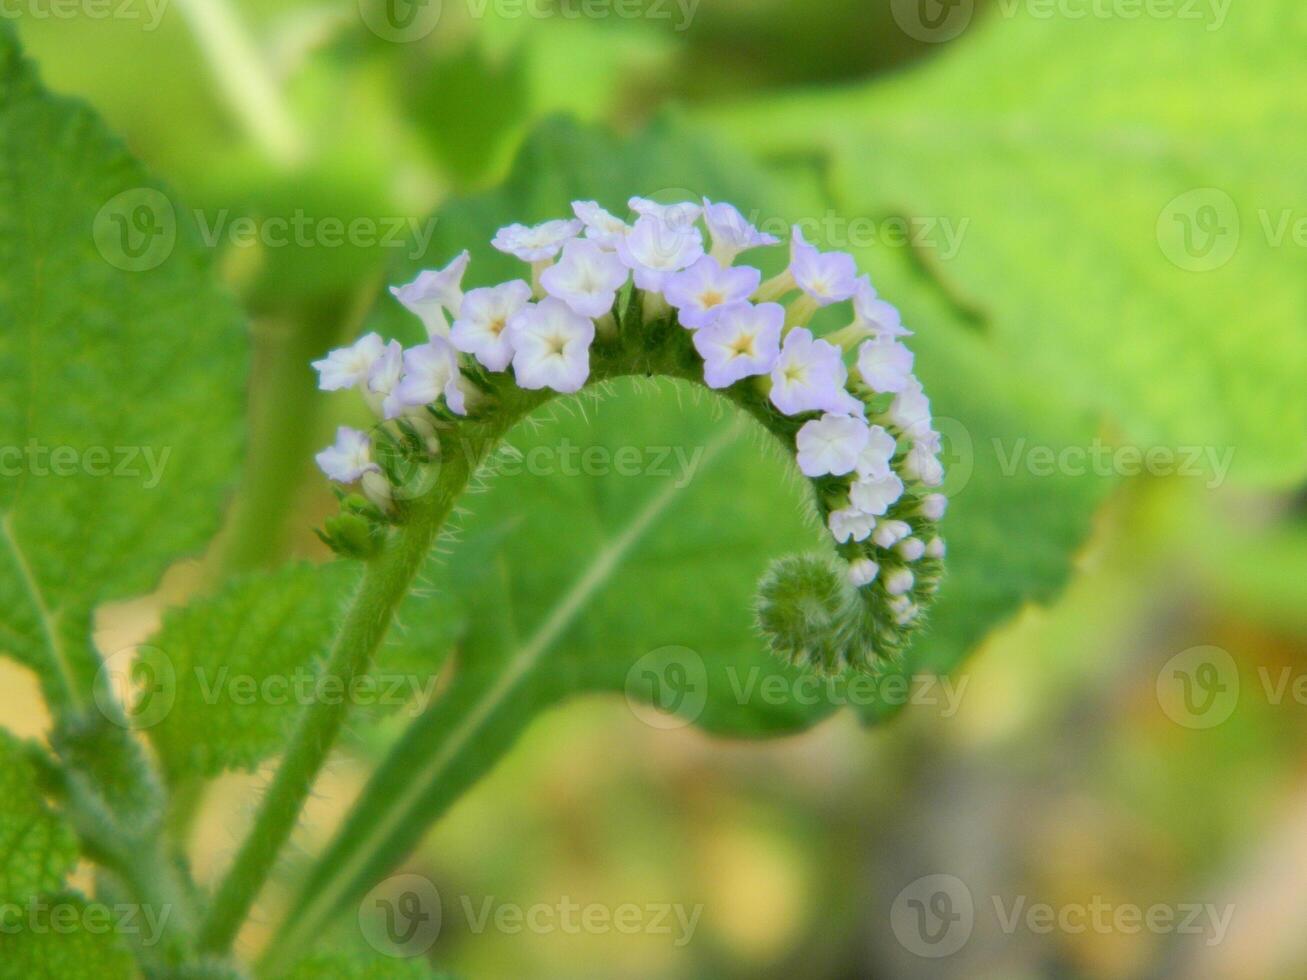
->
[197,509,441,953]
[197,395,542,955]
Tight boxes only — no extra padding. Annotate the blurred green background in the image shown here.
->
[7,0,1307,977]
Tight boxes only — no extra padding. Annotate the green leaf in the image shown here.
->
[146,559,464,783]
[266,115,1110,960]
[0,892,135,980]
[0,731,78,907]
[704,2,1307,487]
[0,22,246,710]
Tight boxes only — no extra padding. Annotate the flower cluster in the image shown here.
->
[312,195,947,671]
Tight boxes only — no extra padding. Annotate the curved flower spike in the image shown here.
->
[314,195,948,676]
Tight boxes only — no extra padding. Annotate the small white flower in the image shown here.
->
[789,227,858,305]
[889,595,918,623]
[905,442,945,487]
[389,337,467,417]
[768,328,852,416]
[389,251,471,336]
[852,275,911,339]
[703,198,779,264]
[492,218,582,263]
[872,519,911,548]
[920,493,948,521]
[828,507,875,544]
[616,215,705,291]
[368,339,405,417]
[885,567,915,597]
[924,536,946,559]
[692,301,783,389]
[887,377,934,436]
[856,336,915,393]
[507,297,595,393]
[315,426,378,484]
[855,425,897,480]
[540,239,628,318]
[450,279,532,373]
[847,557,879,587]
[311,332,386,392]
[849,472,904,516]
[796,413,869,477]
[897,537,926,561]
[572,200,630,249]
[360,470,392,512]
[628,196,702,228]
[663,256,761,329]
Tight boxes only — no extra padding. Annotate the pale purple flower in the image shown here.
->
[847,558,879,587]
[367,339,404,416]
[897,537,927,562]
[885,567,915,597]
[315,426,378,484]
[872,519,911,548]
[312,332,386,391]
[920,493,948,521]
[616,215,705,291]
[849,472,904,516]
[492,219,582,263]
[768,327,850,416]
[828,507,875,544]
[450,279,532,372]
[795,414,870,477]
[692,302,783,389]
[853,275,911,339]
[888,594,917,623]
[925,536,946,559]
[628,196,702,228]
[507,298,595,393]
[389,337,467,417]
[887,377,933,437]
[703,198,779,264]
[572,200,630,249]
[857,336,915,393]
[663,256,761,329]
[789,227,858,305]
[905,442,945,487]
[540,239,629,318]
[389,251,470,336]
[855,425,898,480]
